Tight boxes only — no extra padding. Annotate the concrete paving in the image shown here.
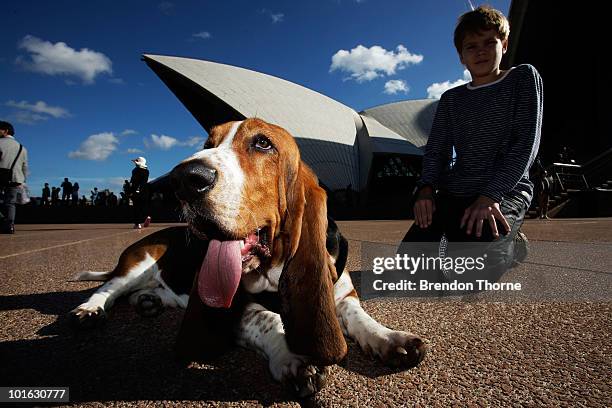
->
[0,219,610,407]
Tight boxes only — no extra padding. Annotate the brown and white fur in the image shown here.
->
[69,118,426,397]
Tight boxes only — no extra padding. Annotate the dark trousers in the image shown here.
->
[403,193,526,242]
[0,185,19,226]
[132,193,149,224]
[399,193,527,291]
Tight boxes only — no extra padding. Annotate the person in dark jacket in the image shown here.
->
[42,183,51,206]
[60,178,73,204]
[129,156,151,229]
[535,169,551,219]
[51,187,60,206]
[72,182,80,205]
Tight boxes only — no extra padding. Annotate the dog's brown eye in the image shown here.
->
[253,135,273,151]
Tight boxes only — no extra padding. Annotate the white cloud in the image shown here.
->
[107,177,127,187]
[69,132,119,161]
[121,129,138,136]
[145,134,205,150]
[6,100,71,118]
[182,136,205,147]
[126,148,144,154]
[384,80,409,95]
[10,111,49,124]
[261,9,284,23]
[427,69,472,99]
[330,44,423,83]
[148,134,179,150]
[108,78,125,84]
[17,35,112,84]
[193,31,211,40]
[158,1,175,15]
[271,13,284,23]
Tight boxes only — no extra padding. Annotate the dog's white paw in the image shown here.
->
[269,352,329,397]
[269,351,306,382]
[69,305,107,329]
[361,329,427,369]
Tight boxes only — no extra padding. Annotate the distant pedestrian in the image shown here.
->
[129,156,151,229]
[535,169,551,219]
[556,145,577,164]
[120,179,130,206]
[0,121,29,234]
[123,179,131,197]
[98,189,108,206]
[108,192,118,207]
[119,191,128,206]
[42,183,51,206]
[51,187,60,206]
[61,177,73,203]
[90,187,99,205]
[72,182,80,205]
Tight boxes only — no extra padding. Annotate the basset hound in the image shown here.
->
[69,118,427,397]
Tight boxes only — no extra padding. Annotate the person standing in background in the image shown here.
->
[90,187,99,205]
[129,156,151,229]
[535,169,551,219]
[72,182,80,205]
[61,178,73,204]
[42,183,51,206]
[0,121,29,234]
[51,187,60,206]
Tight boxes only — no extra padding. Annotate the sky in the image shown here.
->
[1,0,510,198]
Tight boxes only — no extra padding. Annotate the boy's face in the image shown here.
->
[460,29,508,80]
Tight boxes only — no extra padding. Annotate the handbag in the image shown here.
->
[0,144,23,187]
[16,184,31,205]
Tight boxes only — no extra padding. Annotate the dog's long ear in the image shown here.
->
[279,163,347,366]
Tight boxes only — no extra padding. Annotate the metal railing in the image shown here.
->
[582,148,612,188]
[549,162,589,192]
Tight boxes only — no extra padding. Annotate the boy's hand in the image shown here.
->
[414,186,435,228]
[460,195,511,239]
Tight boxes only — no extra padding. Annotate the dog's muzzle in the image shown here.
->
[171,161,217,202]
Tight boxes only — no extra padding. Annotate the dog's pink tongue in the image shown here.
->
[198,240,241,308]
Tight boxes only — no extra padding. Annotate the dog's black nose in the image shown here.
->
[171,161,217,201]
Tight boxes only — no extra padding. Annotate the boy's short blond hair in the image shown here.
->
[454,5,510,54]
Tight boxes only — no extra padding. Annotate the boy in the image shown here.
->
[401,6,543,280]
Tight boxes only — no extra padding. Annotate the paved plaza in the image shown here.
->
[1,219,611,407]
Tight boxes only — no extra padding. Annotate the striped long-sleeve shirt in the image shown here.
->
[420,64,543,205]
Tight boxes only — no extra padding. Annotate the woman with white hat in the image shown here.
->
[129,156,151,229]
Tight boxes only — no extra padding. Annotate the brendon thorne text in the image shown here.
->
[372,279,522,292]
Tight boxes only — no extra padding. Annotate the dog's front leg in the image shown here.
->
[234,302,330,397]
[334,273,427,368]
[70,253,160,327]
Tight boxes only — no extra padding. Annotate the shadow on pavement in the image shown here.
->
[0,287,415,404]
[0,289,292,404]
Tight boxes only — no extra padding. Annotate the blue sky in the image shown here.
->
[1,0,510,197]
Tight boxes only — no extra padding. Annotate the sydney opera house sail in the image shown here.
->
[143,54,437,207]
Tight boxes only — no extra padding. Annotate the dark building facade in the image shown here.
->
[503,0,609,165]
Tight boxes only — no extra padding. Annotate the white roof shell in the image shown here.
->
[143,54,433,191]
